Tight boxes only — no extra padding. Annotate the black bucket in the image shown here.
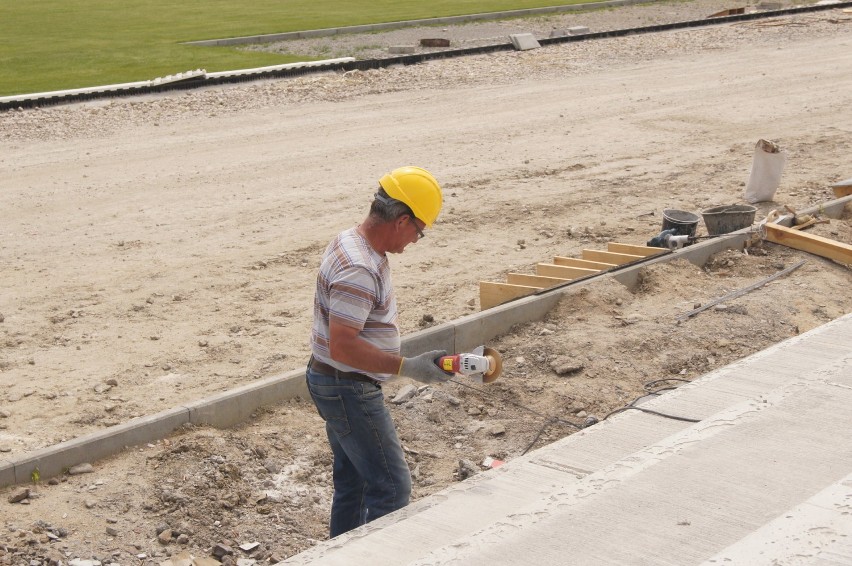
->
[701,204,757,235]
[662,209,700,237]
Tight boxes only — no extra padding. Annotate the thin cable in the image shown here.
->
[449,375,700,457]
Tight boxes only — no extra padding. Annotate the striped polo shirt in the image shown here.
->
[310,227,399,381]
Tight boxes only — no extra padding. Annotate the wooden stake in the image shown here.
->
[479,282,539,310]
[607,242,667,257]
[506,273,569,288]
[581,249,644,265]
[553,256,615,270]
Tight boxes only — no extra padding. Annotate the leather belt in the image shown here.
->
[308,356,380,385]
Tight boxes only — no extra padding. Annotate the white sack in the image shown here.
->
[744,139,786,203]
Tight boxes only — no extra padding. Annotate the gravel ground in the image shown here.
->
[244,0,806,60]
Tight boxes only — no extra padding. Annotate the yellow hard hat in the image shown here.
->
[379,166,443,227]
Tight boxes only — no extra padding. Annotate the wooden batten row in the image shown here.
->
[479,242,666,310]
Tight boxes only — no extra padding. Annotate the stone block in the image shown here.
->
[509,33,540,51]
[568,26,590,35]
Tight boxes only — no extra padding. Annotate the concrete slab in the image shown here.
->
[701,472,852,564]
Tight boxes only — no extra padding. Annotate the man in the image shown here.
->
[307,166,452,538]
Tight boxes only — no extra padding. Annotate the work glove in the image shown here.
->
[399,350,452,384]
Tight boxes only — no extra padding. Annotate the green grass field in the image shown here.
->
[0,0,595,97]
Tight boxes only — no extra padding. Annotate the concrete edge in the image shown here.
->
[184,0,657,47]
[187,368,309,428]
[0,459,14,488]
[2,195,848,488]
[10,406,189,484]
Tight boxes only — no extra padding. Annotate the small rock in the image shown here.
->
[445,394,461,406]
[8,487,29,503]
[714,304,728,311]
[93,383,112,394]
[239,542,261,553]
[105,526,119,537]
[539,328,554,336]
[212,543,234,558]
[84,499,97,509]
[617,313,644,325]
[177,533,189,544]
[198,340,209,347]
[0,313,4,322]
[263,460,281,474]
[467,406,481,416]
[68,463,95,475]
[486,423,506,436]
[0,409,10,418]
[105,378,118,386]
[550,357,584,376]
[457,459,478,480]
[391,384,417,405]
[576,410,588,419]
[158,528,173,544]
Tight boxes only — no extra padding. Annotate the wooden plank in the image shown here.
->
[506,273,569,288]
[581,249,644,265]
[831,177,852,198]
[479,282,538,310]
[764,223,852,265]
[607,242,667,257]
[553,256,615,270]
[536,263,600,279]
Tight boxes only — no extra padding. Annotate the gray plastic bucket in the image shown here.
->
[662,209,700,237]
[701,204,757,235]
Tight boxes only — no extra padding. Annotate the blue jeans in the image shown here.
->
[306,368,412,538]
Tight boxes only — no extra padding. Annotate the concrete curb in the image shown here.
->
[1,195,849,488]
[184,0,656,47]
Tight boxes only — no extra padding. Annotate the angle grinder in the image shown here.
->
[436,345,503,384]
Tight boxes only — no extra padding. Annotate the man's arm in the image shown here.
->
[328,320,402,375]
[328,320,451,384]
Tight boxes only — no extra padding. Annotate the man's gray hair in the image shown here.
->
[370,188,415,223]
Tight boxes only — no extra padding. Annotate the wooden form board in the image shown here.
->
[536,263,601,279]
[479,281,539,310]
[581,249,644,265]
[553,256,615,270]
[506,273,569,288]
[607,242,666,257]
[832,178,852,198]
[764,223,852,265]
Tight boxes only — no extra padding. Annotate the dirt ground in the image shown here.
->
[1,0,851,563]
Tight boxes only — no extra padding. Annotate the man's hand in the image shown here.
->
[399,350,452,384]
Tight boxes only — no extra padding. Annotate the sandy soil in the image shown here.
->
[1,0,851,563]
